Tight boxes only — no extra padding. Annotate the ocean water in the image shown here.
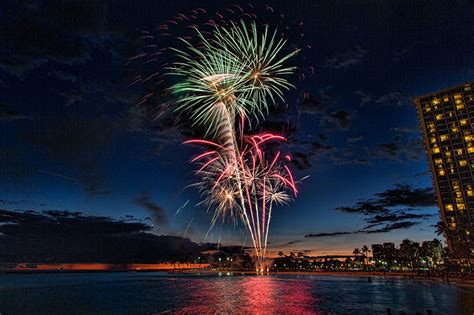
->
[0,272,473,314]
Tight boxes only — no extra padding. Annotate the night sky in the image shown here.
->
[1,0,473,256]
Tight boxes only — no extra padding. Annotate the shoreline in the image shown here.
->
[171,270,474,287]
[3,267,473,287]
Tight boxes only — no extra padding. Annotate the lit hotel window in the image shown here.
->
[445,152,451,157]
[456,103,465,110]
[452,127,459,132]
[468,147,474,154]
[438,169,445,176]
[453,182,460,191]
[440,135,449,141]
[456,149,464,155]
[433,148,441,154]
[443,96,450,102]
[455,99,463,105]
[460,119,468,126]
[436,114,443,120]
[425,106,431,113]
[445,204,454,211]
[434,158,443,164]
[459,160,468,167]
[430,137,437,143]
[457,203,466,210]
[454,94,462,99]
[467,186,473,196]
[465,135,473,142]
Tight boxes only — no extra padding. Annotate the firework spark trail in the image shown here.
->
[132,17,301,270]
[188,133,296,268]
[185,23,296,270]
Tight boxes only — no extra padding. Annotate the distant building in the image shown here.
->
[372,244,383,261]
[382,242,397,267]
[383,242,396,256]
[414,82,474,263]
[371,244,384,268]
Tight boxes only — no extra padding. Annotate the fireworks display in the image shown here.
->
[131,4,304,271]
[172,21,298,270]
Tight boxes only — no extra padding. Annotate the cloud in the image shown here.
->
[390,127,420,135]
[290,151,312,170]
[327,110,351,129]
[289,142,334,170]
[256,120,297,136]
[127,103,200,154]
[324,46,368,69]
[336,184,435,215]
[299,89,351,131]
[43,0,107,34]
[371,138,424,162]
[300,89,332,114]
[19,115,120,196]
[0,15,88,77]
[365,221,420,234]
[335,184,436,233]
[0,0,111,77]
[300,91,324,114]
[356,90,411,107]
[336,202,387,215]
[347,136,364,143]
[286,240,302,245]
[269,239,304,247]
[330,132,424,166]
[305,231,353,238]
[0,104,31,122]
[367,212,434,224]
[373,184,435,208]
[329,147,370,166]
[133,192,168,228]
[0,209,209,263]
[304,220,423,238]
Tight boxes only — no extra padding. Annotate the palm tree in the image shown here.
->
[436,219,472,271]
[353,248,361,256]
[353,248,362,268]
[435,221,448,236]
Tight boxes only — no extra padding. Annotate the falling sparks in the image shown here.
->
[169,21,299,270]
[133,10,304,270]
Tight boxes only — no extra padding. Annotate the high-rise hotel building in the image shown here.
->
[414,82,473,261]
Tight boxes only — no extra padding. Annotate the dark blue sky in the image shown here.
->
[1,0,473,255]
